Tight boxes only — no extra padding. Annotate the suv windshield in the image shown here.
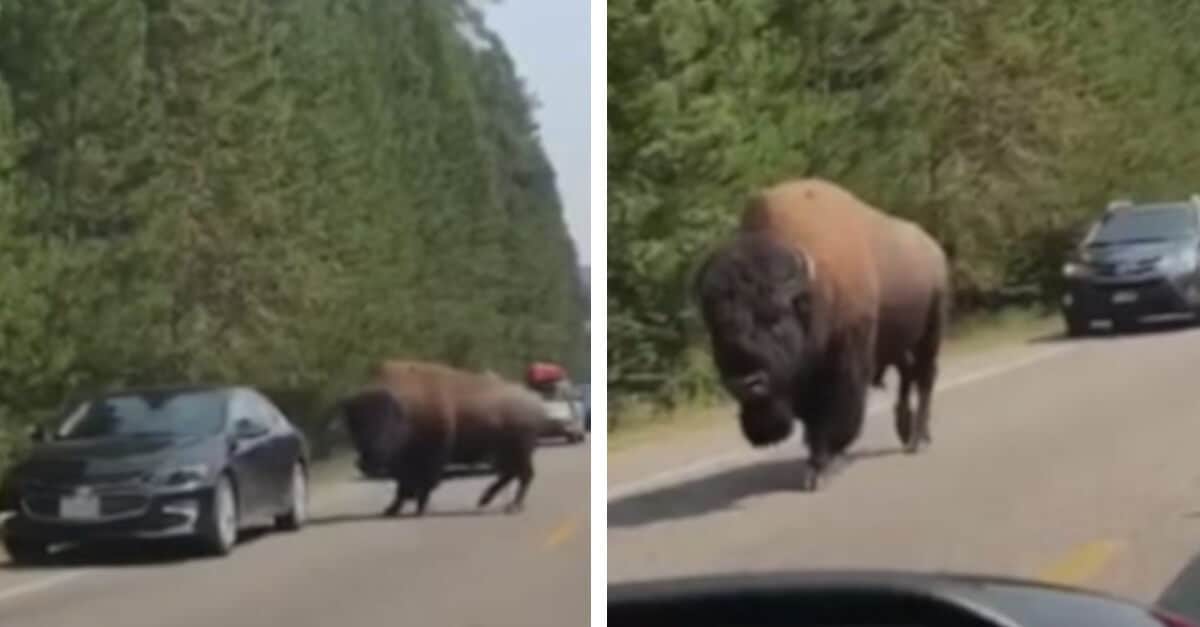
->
[1086,204,1198,246]
[54,389,228,440]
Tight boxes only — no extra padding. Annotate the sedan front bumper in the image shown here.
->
[3,486,214,544]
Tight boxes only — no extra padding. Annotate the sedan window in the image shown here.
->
[56,389,228,440]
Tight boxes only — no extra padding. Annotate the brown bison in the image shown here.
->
[694,178,950,491]
[339,360,542,516]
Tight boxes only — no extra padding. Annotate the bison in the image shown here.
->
[338,360,542,517]
[694,178,950,491]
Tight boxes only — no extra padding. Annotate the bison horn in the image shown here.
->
[800,249,817,283]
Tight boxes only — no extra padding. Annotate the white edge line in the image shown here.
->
[607,345,1078,501]
[0,571,89,604]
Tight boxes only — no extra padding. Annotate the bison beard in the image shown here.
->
[339,372,539,517]
[695,178,949,491]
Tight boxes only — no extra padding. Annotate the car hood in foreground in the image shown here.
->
[610,570,1189,627]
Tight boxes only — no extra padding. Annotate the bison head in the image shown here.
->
[694,232,818,446]
[338,387,411,473]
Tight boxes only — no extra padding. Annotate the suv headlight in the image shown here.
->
[1062,261,1091,278]
[1158,248,1199,274]
[156,464,211,489]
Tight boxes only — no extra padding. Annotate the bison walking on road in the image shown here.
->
[339,360,542,516]
[694,178,950,491]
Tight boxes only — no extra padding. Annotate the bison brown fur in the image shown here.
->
[694,178,950,490]
[339,360,542,517]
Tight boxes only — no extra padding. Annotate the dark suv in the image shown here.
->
[1060,198,1200,335]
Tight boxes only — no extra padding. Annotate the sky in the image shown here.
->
[481,0,591,266]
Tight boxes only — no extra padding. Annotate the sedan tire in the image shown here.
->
[198,473,239,557]
[274,462,308,532]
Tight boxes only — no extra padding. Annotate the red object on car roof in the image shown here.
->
[526,362,566,385]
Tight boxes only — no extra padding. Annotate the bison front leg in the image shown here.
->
[800,347,871,491]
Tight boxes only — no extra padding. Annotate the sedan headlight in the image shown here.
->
[156,464,212,489]
[1062,261,1091,278]
[1158,248,1199,274]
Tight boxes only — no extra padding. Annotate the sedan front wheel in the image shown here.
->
[198,474,239,557]
[274,462,308,532]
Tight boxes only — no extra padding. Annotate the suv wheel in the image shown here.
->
[1112,317,1139,334]
[3,535,49,565]
[1064,315,1090,337]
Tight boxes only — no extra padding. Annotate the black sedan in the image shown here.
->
[0,384,310,563]
[609,570,1199,627]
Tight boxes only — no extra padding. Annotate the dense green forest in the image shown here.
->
[608,1,1200,416]
[0,0,587,464]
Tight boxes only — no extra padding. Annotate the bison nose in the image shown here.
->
[731,371,769,399]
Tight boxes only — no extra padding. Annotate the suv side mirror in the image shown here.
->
[28,425,48,443]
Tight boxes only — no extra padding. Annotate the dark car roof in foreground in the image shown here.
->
[610,570,1170,626]
[610,569,1115,597]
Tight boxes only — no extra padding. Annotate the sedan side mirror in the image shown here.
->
[28,425,49,443]
[233,418,268,440]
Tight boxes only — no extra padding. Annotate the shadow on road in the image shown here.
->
[608,446,906,529]
[0,529,273,571]
[306,508,500,528]
[1155,548,1200,622]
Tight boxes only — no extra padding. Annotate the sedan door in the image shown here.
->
[247,391,303,513]
[225,391,276,520]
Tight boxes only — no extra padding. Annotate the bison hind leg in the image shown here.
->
[504,462,535,514]
[383,480,410,517]
[477,473,515,509]
[909,291,946,452]
[893,358,918,450]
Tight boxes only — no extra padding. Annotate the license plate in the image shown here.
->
[60,494,100,520]
[1112,290,1138,304]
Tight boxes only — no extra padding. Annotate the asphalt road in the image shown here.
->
[0,441,589,627]
[608,322,1200,619]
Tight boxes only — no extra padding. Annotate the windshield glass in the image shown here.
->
[55,389,228,440]
[1086,205,1198,245]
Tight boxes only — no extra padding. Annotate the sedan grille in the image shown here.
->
[21,490,151,522]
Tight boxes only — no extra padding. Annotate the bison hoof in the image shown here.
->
[382,506,402,518]
[903,437,929,455]
[799,471,822,492]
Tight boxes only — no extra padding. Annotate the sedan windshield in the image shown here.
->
[54,389,228,440]
[1086,205,1198,246]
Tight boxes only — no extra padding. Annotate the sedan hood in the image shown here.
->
[9,435,220,486]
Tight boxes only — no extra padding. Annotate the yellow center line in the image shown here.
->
[1035,539,1124,586]
[542,514,582,550]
